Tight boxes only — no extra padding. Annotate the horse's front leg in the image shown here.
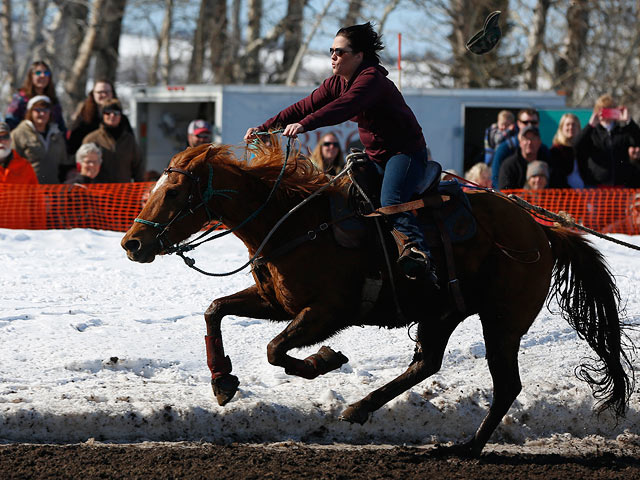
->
[267,305,349,379]
[205,284,289,406]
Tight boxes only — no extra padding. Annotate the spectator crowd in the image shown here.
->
[0,61,214,188]
[472,94,640,192]
[0,63,639,234]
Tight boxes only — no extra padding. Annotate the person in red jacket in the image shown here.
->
[244,22,440,282]
[0,121,38,184]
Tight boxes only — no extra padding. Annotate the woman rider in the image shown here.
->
[244,22,440,282]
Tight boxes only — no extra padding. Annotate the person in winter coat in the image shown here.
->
[81,99,144,183]
[0,121,38,184]
[67,79,133,156]
[65,143,103,184]
[10,95,70,184]
[5,61,66,135]
[575,94,640,187]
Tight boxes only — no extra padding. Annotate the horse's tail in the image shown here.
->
[544,226,633,418]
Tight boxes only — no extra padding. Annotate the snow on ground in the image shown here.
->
[1,228,639,447]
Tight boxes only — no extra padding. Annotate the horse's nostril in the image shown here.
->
[124,239,141,253]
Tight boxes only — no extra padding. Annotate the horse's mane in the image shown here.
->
[172,135,346,197]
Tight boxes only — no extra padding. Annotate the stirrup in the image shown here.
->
[397,245,438,285]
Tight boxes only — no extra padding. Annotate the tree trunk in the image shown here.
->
[553,0,589,104]
[274,0,306,83]
[149,0,173,86]
[523,0,551,90]
[54,0,90,118]
[64,0,105,104]
[23,0,47,80]
[92,0,127,84]
[187,0,215,83]
[285,0,334,86]
[210,0,231,83]
[0,0,17,93]
[342,0,362,26]
[243,0,263,83]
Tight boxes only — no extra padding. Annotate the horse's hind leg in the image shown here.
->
[341,318,460,425]
[205,285,289,405]
[267,305,349,379]
[457,325,523,456]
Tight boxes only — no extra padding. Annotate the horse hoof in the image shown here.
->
[211,374,239,406]
[339,403,370,425]
[432,440,481,458]
[316,346,349,371]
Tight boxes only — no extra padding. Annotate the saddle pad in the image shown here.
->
[419,181,477,248]
[328,180,476,250]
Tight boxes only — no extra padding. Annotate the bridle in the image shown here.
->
[133,137,296,276]
[134,164,236,254]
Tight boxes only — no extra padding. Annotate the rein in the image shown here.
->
[442,170,640,254]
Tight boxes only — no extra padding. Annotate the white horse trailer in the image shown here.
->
[129,84,566,175]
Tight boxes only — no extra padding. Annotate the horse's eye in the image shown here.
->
[166,189,179,199]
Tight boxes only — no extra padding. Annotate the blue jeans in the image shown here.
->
[375,149,432,252]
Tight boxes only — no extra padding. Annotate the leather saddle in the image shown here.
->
[329,159,476,250]
[329,158,476,313]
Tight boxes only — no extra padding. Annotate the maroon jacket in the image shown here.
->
[259,62,426,164]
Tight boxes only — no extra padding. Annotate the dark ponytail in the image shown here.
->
[336,22,384,65]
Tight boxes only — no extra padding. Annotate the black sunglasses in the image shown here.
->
[103,109,122,116]
[322,142,339,147]
[329,47,352,57]
[0,134,10,141]
[520,119,539,125]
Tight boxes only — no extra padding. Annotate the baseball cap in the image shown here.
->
[188,119,211,136]
[520,125,540,137]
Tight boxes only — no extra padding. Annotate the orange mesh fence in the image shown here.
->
[0,183,639,235]
[0,182,154,231]
[503,188,640,235]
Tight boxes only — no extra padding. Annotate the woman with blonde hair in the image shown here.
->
[464,162,492,188]
[310,132,344,175]
[549,113,584,188]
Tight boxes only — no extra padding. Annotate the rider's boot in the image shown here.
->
[391,229,438,284]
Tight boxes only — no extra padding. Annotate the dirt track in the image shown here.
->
[2,442,640,479]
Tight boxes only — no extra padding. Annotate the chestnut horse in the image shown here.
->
[121,142,632,456]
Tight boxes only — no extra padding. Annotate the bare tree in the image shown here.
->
[273,0,306,83]
[187,0,215,83]
[26,0,47,68]
[377,0,402,35]
[210,0,231,83]
[243,0,263,83]
[148,0,174,85]
[285,0,335,86]
[439,0,513,89]
[342,0,363,25]
[93,0,128,83]
[64,0,106,105]
[523,0,551,90]
[0,0,17,93]
[553,0,590,104]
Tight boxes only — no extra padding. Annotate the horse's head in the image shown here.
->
[121,144,232,263]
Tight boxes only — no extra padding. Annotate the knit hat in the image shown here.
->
[0,122,10,134]
[526,160,549,180]
[26,95,51,111]
[188,119,211,136]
